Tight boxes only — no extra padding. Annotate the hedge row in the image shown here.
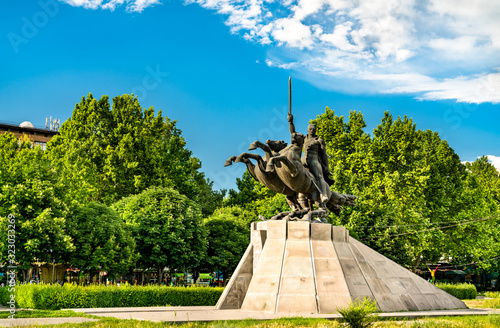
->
[0,284,224,310]
[436,282,477,300]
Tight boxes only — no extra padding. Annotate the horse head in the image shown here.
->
[266,139,287,153]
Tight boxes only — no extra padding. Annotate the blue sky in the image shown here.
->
[1,0,499,191]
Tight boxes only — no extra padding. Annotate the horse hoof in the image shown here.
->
[224,159,233,167]
[248,142,258,150]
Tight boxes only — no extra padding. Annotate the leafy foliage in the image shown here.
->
[66,202,136,278]
[311,108,500,270]
[0,133,73,274]
[46,93,221,214]
[113,187,206,279]
[202,209,250,281]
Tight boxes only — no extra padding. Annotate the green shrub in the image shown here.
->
[0,287,9,305]
[436,282,477,300]
[1,284,224,310]
[337,297,378,328]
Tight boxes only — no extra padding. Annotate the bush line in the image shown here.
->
[436,282,477,300]
[0,284,224,310]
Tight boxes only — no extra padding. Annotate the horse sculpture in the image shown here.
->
[224,139,302,211]
[225,135,357,222]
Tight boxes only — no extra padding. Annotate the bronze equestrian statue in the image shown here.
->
[224,77,357,222]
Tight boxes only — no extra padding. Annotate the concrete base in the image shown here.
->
[217,221,467,314]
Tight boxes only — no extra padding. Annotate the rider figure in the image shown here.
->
[288,114,332,203]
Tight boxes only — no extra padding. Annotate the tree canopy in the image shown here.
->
[46,93,221,213]
[311,108,500,271]
[113,187,207,282]
[0,133,73,280]
[202,210,250,282]
[1,94,224,282]
[66,202,136,278]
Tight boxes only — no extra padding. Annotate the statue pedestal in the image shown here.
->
[216,221,466,314]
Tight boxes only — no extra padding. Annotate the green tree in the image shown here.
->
[312,108,499,270]
[0,133,73,281]
[66,202,136,283]
[113,187,206,284]
[202,208,250,284]
[466,156,500,204]
[46,93,219,212]
[447,157,500,273]
[210,205,256,232]
[224,171,262,207]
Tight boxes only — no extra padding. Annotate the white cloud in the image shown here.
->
[265,59,297,70]
[429,36,477,53]
[292,0,325,21]
[384,71,500,103]
[126,0,160,12]
[59,0,159,12]
[186,0,500,103]
[487,155,500,173]
[62,0,103,9]
[271,18,314,49]
[62,0,500,102]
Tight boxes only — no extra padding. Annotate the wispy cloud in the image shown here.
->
[59,0,500,103]
[186,0,500,103]
[59,0,160,12]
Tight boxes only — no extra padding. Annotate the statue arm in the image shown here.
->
[288,114,296,135]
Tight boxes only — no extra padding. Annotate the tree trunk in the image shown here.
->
[412,252,422,273]
[158,266,163,285]
[26,268,32,283]
[21,269,28,283]
[193,269,200,286]
[222,269,227,287]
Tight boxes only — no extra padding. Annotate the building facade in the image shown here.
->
[0,121,59,149]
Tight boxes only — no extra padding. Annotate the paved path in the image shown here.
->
[70,306,500,323]
[0,306,497,326]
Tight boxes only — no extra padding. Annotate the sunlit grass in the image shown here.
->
[2,310,500,327]
[0,309,94,319]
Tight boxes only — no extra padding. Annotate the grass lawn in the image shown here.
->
[0,309,95,319]
[2,313,500,327]
[466,298,500,309]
